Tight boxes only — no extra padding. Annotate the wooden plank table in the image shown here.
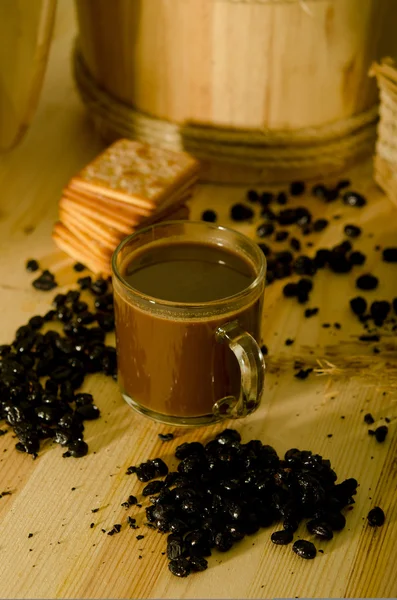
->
[0,2,396,598]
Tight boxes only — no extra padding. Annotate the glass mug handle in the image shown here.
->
[213,320,265,419]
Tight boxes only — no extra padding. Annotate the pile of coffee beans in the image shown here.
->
[127,429,360,577]
[201,182,397,343]
[0,273,116,458]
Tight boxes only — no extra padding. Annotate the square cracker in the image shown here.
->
[69,139,200,209]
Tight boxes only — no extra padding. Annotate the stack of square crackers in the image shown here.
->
[371,58,397,210]
[53,139,200,274]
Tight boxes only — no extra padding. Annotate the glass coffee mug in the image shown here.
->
[112,221,266,426]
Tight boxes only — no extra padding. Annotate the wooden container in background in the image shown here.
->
[74,0,397,184]
[0,0,56,152]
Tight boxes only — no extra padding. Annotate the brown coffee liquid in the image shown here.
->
[114,240,262,418]
[121,242,255,302]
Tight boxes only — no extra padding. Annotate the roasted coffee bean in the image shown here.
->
[189,556,208,572]
[57,307,73,323]
[350,251,366,266]
[364,413,375,425]
[168,557,191,577]
[350,296,367,316]
[26,259,39,272]
[65,290,80,304]
[328,251,352,274]
[271,529,294,545]
[152,458,169,476]
[261,207,277,220]
[314,248,330,268]
[290,181,305,196]
[256,222,274,238]
[77,276,92,290]
[293,256,316,276]
[66,440,88,458]
[292,539,317,559]
[90,278,108,296]
[72,301,88,314]
[73,262,86,272]
[96,312,115,332]
[175,442,205,460]
[295,207,311,227]
[374,426,388,443]
[343,191,366,207]
[356,274,378,291]
[367,507,385,526]
[382,247,397,263]
[32,274,57,291]
[258,191,273,206]
[76,404,100,420]
[290,237,301,252]
[277,208,298,226]
[275,231,289,242]
[276,192,288,205]
[214,532,234,552]
[167,534,185,559]
[43,309,56,322]
[337,179,351,190]
[201,210,217,223]
[344,224,361,238]
[28,315,44,330]
[158,433,174,442]
[75,311,95,326]
[313,219,328,232]
[230,203,254,222]
[306,519,333,540]
[258,243,271,257]
[370,301,390,325]
[312,184,328,199]
[247,189,260,203]
[142,481,165,496]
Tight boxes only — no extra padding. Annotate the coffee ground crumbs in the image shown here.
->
[295,368,313,380]
[364,413,375,425]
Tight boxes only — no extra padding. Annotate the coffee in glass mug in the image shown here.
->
[112,221,266,426]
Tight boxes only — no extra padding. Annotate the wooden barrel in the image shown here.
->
[74,0,397,183]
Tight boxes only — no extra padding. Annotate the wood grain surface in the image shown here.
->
[0,3,396,598]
